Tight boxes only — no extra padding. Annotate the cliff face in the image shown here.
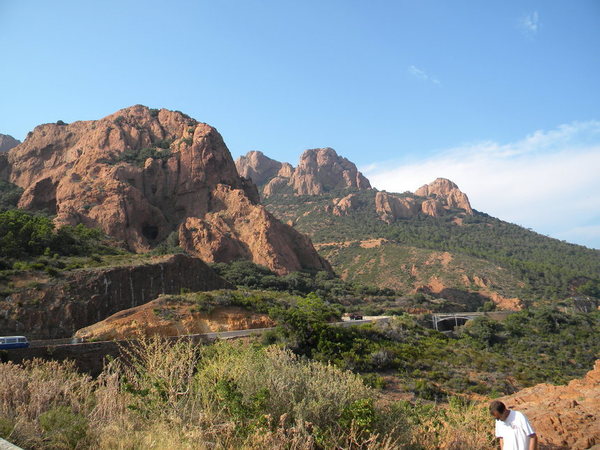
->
[236,147,371,197]
[3,105,328,275]
[179,184,331,274]
[500,360,600,449]
[0,254,230,339]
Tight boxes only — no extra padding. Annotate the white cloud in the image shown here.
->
[361,121,600,249]
[519,11,540,35]
[408,65,440,86]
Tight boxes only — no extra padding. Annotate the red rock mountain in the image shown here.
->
[236,147,371,196]
[0,105,330,275]
[237,150,473,222]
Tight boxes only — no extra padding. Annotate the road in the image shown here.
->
[28,316,390,349]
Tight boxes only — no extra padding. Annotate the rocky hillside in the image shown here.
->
[0,133,20,152]
[500,359,600,449]
[0,106,330,275]
[317,239,524,310]
[246,149,600,304]
[74,293,274,341]
[0,254,230,339]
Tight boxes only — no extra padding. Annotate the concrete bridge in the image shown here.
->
[432,311,514,331]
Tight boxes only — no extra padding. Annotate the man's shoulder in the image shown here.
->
[512,410,528,421]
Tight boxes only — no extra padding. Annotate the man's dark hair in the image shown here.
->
[489,400,507,415]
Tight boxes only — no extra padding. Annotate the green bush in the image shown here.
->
[39,406,88,449]
[0,210,114,261]
[0,416,14,438]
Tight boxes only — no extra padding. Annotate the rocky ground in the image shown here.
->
[75,295,274,341]
[500,360,600,449]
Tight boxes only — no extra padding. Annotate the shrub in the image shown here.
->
[39,406,88,449]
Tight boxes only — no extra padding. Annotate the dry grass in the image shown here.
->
[0,338,496,449]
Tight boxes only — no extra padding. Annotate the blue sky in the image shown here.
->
[1,1,599,248]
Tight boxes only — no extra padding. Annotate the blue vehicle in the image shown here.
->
[0,336,29,349]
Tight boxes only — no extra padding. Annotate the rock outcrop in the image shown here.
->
[329,193,363,216]
[500,360,600,449]
[375,192,420,223]
[0,254,230,339]
[290,148,371,195]
[74,296,274,341]
[236,147,371,197]
[372,179,473,222]
[179,184,331,274]
[415,178,473,214]
[236,150,284,186]
[2,105,329,275]
[0,134,20,152]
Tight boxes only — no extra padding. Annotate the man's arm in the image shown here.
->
[528,433,537,450]
[498,437,503,450]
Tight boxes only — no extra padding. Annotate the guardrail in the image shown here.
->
[0,437,22,450]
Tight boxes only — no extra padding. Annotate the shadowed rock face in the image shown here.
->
[2,105,329,275]
[0,254,231,339]
[236,150,284,186]
[0,134,20,152]
[236,147,371,197]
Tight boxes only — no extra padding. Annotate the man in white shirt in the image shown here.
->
[490,400,538,450]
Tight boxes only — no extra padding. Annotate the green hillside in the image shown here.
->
[263,188,600,302]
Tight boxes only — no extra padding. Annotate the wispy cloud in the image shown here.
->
[361,121,600,249]
[408,65,441,86]
[519,11,540,35]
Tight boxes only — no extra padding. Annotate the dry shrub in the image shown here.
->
[388,397,496,449]
[0,338,497,449]
[0,359,94,448]
[195,341,373,427]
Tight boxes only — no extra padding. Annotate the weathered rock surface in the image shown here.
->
[372,179,473,222]
[329,193,363,216]
[375,192,420,223]
[415,178,473,214]
[291,148,371,195]
[2,105,327,275]
[74,296,274,341]
[500,360,600,449]
[0,133,20,152]
[178,184,331,275]
[236,150,283,186]
[0,254,230,339]
[236,147,371,197]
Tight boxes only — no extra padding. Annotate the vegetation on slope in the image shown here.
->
[0,337,495,449]
[265,296,600,397]
[263,188,600,301]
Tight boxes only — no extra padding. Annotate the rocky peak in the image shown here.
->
[291,148,371,195]
[415,178,473,214]
[4,105,330,275]
[236,147,371,197]
[0,134,20,152]
[235,150,283,186]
